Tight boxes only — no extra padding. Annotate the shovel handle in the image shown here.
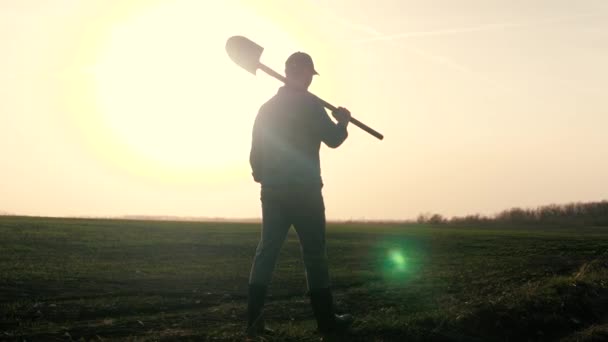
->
[315,98,384,140]
[258,64,384,140]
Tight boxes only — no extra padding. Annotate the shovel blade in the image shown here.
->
[226,36,264,75]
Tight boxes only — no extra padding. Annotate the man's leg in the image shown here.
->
[292,189,353,333]
[291,188,330,290]
[247,188,291,335]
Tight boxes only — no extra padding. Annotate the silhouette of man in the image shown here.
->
[246,52,353,337]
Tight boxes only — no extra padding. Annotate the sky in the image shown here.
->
[1,0,607,220]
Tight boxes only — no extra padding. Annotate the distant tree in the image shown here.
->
[416,213,430,224]
[428,213,445,224]
[450,214,490,225]
[416,213,445,224]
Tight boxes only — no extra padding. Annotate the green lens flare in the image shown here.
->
[388,249,407,272]
[372,238,424,283]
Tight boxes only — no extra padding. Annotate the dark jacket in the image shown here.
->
[250,86,348,187]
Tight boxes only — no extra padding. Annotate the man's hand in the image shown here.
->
[332,107,351,126]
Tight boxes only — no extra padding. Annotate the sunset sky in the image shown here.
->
[1,0,607,220]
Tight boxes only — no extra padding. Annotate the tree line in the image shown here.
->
[417,200,608,227]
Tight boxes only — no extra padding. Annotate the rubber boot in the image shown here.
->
[310,288,353,334]
[245,284,274,337]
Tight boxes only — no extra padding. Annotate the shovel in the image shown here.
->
[225,36,384,140]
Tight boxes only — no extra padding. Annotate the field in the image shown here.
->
[1,216,608,341]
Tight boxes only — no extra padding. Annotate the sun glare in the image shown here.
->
[81,1,304,183]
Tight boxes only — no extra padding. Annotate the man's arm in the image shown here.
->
[319,106,351,148]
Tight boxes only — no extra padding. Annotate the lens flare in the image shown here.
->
[388,249,408,272]
[371,236,426,283]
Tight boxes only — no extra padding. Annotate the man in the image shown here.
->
[246,52,354,337]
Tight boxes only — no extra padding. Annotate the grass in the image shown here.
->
[1,216,608,341]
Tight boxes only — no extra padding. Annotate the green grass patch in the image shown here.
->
[1,216,608,341]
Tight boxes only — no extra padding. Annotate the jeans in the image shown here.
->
[249,186,330,290]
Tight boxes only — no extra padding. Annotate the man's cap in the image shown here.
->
[285,52,319,75]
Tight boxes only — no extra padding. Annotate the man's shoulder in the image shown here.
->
[259,95,279,111]
[258,87,325,117]
[258,91,286,117]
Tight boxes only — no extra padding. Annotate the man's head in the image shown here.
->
[285,52,318,90]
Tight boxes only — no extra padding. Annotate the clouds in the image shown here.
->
[351,13,598,44]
